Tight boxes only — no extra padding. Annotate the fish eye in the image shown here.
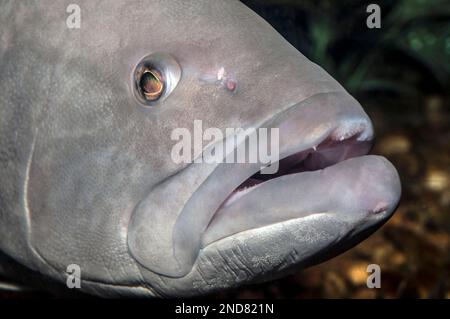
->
[133,53,181,107]
[138,68,164,101]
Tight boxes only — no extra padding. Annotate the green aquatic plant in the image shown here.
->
[243,0,450,96]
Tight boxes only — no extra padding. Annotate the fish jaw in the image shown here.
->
[202,155,401,248]
[127,90,401,293]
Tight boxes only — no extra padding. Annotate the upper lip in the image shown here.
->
[203,131,373,239]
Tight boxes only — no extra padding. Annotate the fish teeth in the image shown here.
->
[331,121,369,142]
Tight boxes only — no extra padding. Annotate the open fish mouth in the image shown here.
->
[203,131,375,246]
[128,91,401,279]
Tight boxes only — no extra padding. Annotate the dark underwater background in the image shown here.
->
[211,0,450,299]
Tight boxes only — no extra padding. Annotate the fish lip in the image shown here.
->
[204,92,375,197]
[205,138,363,210]
[127,91,380,278]
[201,154,401,248]
[211,132,374,211]
[200,98,374,219]
[174,92,375,259]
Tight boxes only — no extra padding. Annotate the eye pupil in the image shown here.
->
[133,53,181,106]
[139,69,164,101]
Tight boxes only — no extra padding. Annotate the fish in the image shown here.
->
[0,0,401,297]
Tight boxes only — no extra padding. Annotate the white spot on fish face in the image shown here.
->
[217,67,225,81]
[198,66,237,92]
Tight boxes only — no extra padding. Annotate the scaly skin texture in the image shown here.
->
[0,0,400,297]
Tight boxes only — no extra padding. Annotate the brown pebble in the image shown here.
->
[378,134,411,155]
[324,272,347,297]
[348,263,369,286]
[424,167,449,192]
[391,252,407,267]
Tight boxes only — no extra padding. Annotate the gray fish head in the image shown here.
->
[16,0,401,296]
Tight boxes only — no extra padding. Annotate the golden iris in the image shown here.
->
[139,68,164,101]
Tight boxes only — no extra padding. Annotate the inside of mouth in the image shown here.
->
[233,136,372,193]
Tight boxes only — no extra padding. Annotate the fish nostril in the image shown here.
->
[225,79,237,92]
